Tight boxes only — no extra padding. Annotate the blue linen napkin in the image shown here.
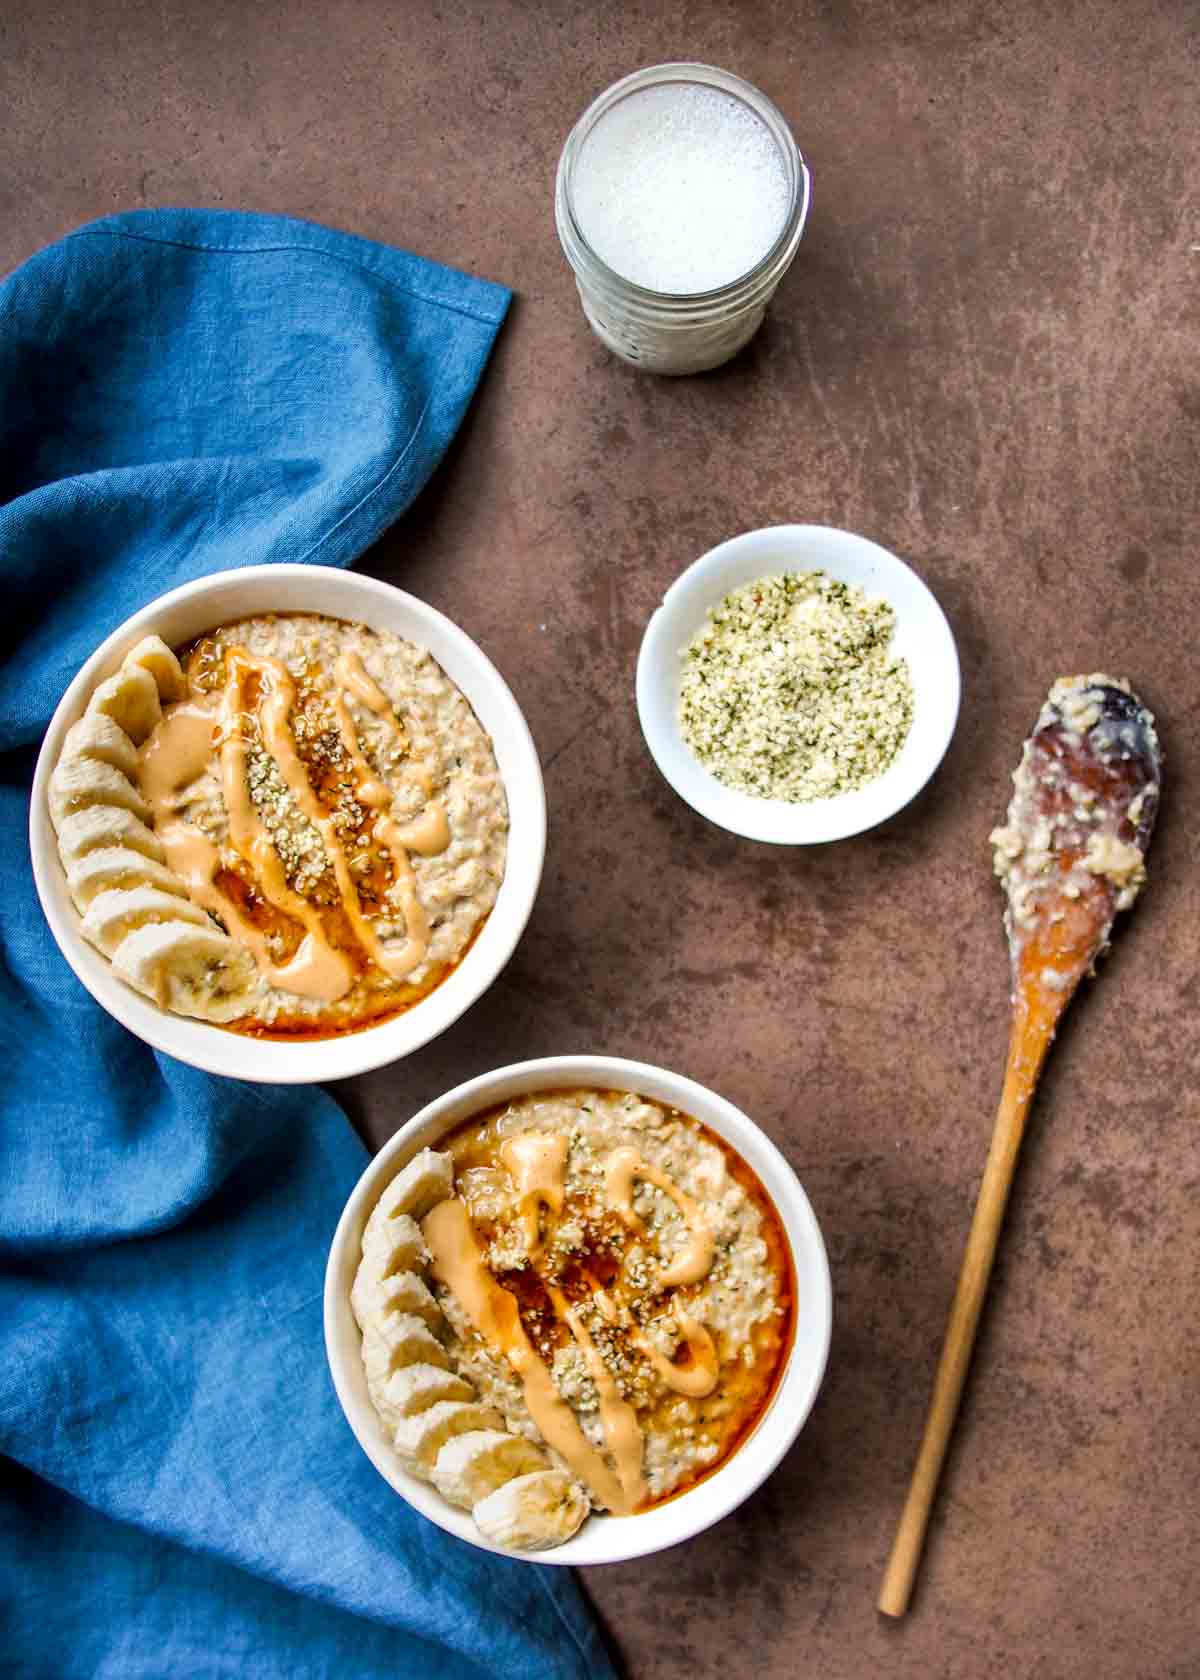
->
[0,211,613,1680]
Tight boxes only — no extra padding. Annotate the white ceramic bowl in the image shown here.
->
[29,564,546,1083]
[324,1054,832,1566]
[637,524,961,844]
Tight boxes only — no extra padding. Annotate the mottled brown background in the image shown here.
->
[5,0,1199,1674]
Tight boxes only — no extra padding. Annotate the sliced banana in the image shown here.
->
[351,1268,441,1333]
[49,758,151,832]
[371,1364,474,1431]
[55,806,165,866]
[46,628,265,1032]
[374,1149,454,1223]
[123,634,186,701]
[87,665,162,746]
[392,1401,503,1475]
[58,713,139,781]
[358,1213,426,1283]
[431,1429,547,1511]
[361,1314,450,1388]
[351,1150,575,1544]
[111,922,258,1023]
[81,885,212,957]
[66,847,190,912]
[472,1469,590,1551]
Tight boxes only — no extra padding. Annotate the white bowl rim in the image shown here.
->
[323,1053,833,1566]
[29,563,546,1084]
[636,523,961,845]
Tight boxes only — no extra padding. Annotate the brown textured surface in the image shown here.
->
[6,0,1199,1673]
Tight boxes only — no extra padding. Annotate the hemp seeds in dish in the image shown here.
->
[678,572,914,802]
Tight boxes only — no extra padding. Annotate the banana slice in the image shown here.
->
[49,759,151,832]
[361,1314,450,1387]
[87,665,162,746]
[371,1364,474,1431]
[472,1469,590,1550]
[111,922,258,1022]
[58,713,139,781]
[66,847,190,912]
[359,1213,426,1283]
[82,885,212,956]
[392,1401,502,1475]
[351,1268,441,1333]
[374,1149,454,1223]
[56,806,165,866]
[431,1430,547,1511]
[123,635,186,701]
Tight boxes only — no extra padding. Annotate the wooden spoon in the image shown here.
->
[878,673,1162,1618]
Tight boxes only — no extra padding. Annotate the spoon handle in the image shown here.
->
[877,989,1061,1617]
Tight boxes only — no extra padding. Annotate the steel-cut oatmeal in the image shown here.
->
[48,613,507,1034]
[350,1090,793,1550]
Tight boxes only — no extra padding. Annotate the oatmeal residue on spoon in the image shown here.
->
[989,672,1161,1003]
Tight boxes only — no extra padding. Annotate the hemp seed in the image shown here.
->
[678,570,914,802]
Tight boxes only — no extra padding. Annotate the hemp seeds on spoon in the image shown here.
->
[678,571,914,801]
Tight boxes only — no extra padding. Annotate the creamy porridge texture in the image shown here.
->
[989,673,1159,955]
[48,615,507,1033]
[351,1093,792,1550]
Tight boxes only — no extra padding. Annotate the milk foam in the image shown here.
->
[572,82,791,295]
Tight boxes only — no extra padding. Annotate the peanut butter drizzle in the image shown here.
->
[137,642,456,1004]
[228,648,435,984]
[332,654,436,800]
[137,702,349,1001]
[390,804,451,856]
[330,651,451,960]
[423,1197,635,1515]
[330,655,401,815]
[602,1146,716,1288]
[633,1307,719,1399]
[499,1132,568,1259]
[334,651,394,717]
[549,1283,648,1510]
[218,655,355,1001]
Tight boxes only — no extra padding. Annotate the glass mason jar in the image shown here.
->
[555,62,811,376]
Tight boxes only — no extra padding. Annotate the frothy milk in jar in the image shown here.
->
[571,81,792,295]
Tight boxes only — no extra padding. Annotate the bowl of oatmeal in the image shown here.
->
[29,565,545,1082]
[637,525,960,843]
[324,1055,832,1564]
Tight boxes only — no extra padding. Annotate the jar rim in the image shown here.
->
[555,61,811,308]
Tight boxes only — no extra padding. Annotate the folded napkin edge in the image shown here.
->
[63,207,513,330]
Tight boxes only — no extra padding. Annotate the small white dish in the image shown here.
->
[29,564,546,1084]
[636,525,961,844]
[324,1054,832,1566]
